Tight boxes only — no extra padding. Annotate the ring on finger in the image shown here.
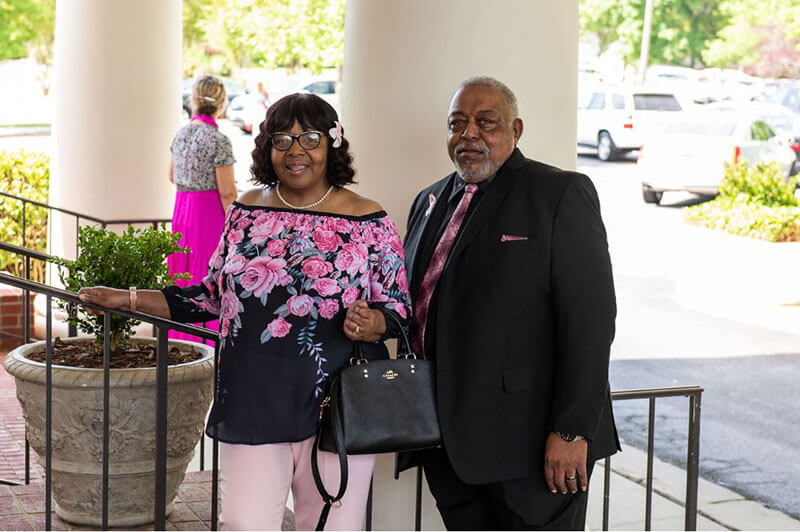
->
[566,475,577,481]
[355,325,361,334]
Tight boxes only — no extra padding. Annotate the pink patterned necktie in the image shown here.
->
[412,184,478,358]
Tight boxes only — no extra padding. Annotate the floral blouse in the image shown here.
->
[162,203,411,444]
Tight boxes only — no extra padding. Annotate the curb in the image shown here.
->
[602,445,800,530]
[0,127,51,138]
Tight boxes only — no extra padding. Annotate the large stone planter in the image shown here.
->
[3,337,214,527]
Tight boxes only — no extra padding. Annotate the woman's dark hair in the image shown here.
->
[250,93,356,187]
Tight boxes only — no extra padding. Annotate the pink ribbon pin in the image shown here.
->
[424,193,437,217]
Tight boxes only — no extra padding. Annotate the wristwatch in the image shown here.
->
[555,431,584,442]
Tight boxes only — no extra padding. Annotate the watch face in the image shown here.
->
[559,432,577,442]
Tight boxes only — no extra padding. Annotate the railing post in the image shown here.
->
[685,392,701,531]
[22,201,27,249]
[415,466,423,531]
[75,216,81,260]
[153,328,169,530]
[645,396,656,531]
[23,256,30,343]
[602,456,611,531]
[24,435,30,485]
[24,256,32,487]
[211,340,220,531]
[365,477,373,531]
[45,295,53,531]
[102,312,111,529]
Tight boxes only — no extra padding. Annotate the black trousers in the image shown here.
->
[420,448,592,531]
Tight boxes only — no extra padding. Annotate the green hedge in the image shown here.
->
[685,161,800,242]
[0,149,50,281]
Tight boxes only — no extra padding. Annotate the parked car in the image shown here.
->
[230,78,340,134]
[577,86,684,161]
[638,111,797,204]
[181,77,250,118]
[764,82,800,114]
[226,93,268,134]
[707,100,800,173]
[645,64,718,104]
[297,78,339,112]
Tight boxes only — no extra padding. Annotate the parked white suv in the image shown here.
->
[577,86,684,161]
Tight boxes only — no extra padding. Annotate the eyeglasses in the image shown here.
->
[270,130,324,151]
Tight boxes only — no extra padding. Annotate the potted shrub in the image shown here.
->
[3,225,215,527]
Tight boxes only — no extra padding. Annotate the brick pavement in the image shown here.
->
[0,351,295,531]
[0,350,44,486]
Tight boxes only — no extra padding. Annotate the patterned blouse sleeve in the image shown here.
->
[366,216,412,342]
[214,133,236,167]
[161,230,227,323]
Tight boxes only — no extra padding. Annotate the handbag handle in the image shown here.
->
[385,310,415,358]
[349,310,414,365]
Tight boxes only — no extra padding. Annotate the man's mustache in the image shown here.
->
[455,142,488,156]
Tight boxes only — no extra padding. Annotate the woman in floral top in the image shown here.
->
[79,94,411,530]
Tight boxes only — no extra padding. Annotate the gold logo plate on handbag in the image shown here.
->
[381,370,399,380]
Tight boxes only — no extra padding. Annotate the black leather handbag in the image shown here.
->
[311,313,441,530]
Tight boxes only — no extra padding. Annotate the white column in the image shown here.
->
[342,2,578,529]
[342,0,579,234]
[50,0,182,259]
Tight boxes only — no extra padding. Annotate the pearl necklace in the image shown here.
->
[275,182,335,210]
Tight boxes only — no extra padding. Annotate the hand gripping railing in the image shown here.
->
[0,272,221,531]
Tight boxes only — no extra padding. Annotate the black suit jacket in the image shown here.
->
[402,149,619,484]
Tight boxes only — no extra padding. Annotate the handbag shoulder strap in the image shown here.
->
[311,393,348,530]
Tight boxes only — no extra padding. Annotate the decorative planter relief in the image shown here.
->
[4,337,214,527]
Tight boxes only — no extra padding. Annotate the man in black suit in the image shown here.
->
[401,77,619,530]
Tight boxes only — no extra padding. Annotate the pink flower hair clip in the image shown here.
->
[329,120,343,148]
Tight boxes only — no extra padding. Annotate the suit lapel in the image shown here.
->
[444,150,524,272]
[406,177,452,294]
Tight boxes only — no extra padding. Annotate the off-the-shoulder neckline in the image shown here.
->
[232,202,388,222]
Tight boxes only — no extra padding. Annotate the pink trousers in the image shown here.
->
[219,438,375,531]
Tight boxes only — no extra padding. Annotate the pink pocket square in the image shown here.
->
[501,234,529,242]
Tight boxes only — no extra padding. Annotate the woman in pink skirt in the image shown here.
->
[168,75,237,344]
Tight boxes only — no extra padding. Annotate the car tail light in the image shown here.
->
[623,115,633,129]
[791,142,800,153]
[733,146,741,165]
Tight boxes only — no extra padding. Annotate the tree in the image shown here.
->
[747,24,800,78]
[182,0,345,78]
[580,0,729,68]
[0,0,53,61]
[0,0,55,95]
[702,0,800,76]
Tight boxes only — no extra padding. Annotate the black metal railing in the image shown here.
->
[0,233,704,531]
[0,191,172,339]
[0,272,221,531]
[0,190,171,259]
[602,386,703,531]
[365,386,703,532]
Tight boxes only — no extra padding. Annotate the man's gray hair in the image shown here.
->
[457,76,519,119]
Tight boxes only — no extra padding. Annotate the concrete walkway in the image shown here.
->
[1,348,798,530]
[587,446,800,531]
